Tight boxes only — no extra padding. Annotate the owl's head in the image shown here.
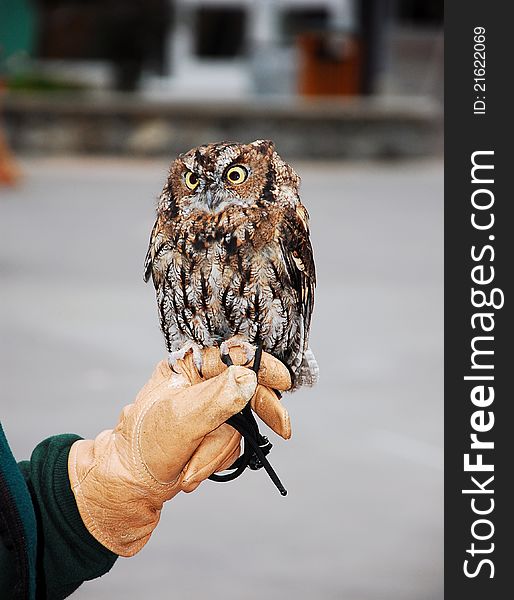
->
[159,140,300,217]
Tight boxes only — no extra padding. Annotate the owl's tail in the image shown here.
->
[294,347,319,389]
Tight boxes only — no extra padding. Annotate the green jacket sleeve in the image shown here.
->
[19,434,118,599]
[1,422,38,600]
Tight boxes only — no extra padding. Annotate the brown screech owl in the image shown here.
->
[144,140,318,390]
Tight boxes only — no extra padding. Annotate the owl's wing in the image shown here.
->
[143,218,169,286]
[277,205,316,354]
[143,220,157,283]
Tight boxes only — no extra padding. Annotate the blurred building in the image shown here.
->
[162,0,356,98]
[1,1,442,159]
[2,0,442,98]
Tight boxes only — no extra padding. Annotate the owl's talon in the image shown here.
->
[168,341,204,375]
[191,346,204,376]
[220,336,256,367]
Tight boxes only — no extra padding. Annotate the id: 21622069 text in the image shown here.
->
[473,27,486,115]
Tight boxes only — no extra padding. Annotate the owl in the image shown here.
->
[144,139,318,390]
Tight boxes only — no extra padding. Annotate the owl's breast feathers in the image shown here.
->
[145,203,315,384]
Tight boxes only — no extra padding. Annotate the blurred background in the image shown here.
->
[1,1,443,599]
[0,0,443,160]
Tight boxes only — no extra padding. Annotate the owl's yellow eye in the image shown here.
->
[225,165,248,185]
[184,171,199,191]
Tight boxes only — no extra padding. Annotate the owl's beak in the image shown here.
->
[204,188,215,210]
[203,186,225,211]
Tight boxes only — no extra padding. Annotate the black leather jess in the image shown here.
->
[208,344,287,496]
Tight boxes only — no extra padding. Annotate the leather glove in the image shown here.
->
[68,348,291,557]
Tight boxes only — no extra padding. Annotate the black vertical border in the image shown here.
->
[445,2,513,598]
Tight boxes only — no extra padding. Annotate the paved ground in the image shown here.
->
[0,158,443,600]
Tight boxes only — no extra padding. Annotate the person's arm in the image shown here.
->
[0,425,110,600]
[18,435,118,599]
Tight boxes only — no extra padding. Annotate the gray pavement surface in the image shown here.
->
[0,158,443,600]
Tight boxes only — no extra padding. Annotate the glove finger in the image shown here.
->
[168,365,256,440]
[251,385,291,440]
[181,424,241,492]
[183,444,241,494]
[134,360,191,405]
[139,365,254,485]
[201,346,291,391]
[216,444,241,473]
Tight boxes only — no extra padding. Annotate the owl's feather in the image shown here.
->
[276,206,316,386]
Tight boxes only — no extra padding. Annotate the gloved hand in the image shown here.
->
[68,348,291,557]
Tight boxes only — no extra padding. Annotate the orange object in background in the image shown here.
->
[0,133,21,186]
[0,82,21,186]
[298,32,362,97]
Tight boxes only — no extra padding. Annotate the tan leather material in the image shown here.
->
[138,366,255,484]
[69,362,255,556]
[181,424,241,492]
[68,348,292,557]
[200,346,292,391]
[251,385,291,440]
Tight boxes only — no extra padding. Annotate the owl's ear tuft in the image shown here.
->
[252,139,275,155]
